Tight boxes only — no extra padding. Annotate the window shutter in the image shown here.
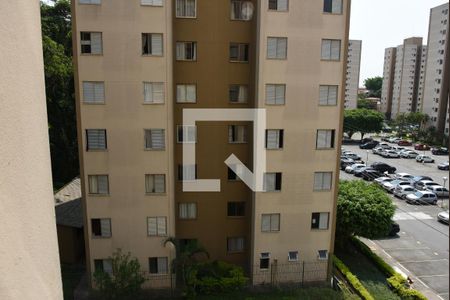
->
[157,257,168,274]
[83,82,95,102]
[154,175,165,193]
[100,219,111,237]
[152,34,163,55]
[186,85,196,101]
[144,82,153,102]
[321,40,331,60]
[157,217,167,235]
[317,130,326,148]
[179,204,187,218]
[314,173,323,190]
[97,175,109,194]
[148,218,157,235]
[90,33,102,54]
[176,0,183,16]
[261,215,270,231]
[324,173,332,189]
[266,85,276,104]
[267,38,277,58]
[332,0,342,13]
[177,85,186,102]
[319,86,329,105]
[87,129,106,150]
[266,130,279,149]
[188,203,196,218]
[271,214,280,231]
[238,86,247,102]
[186,0,196,17]
[275,85,285,104]
[94,82,105,102]
[328,86,337,104]
[331,40,341,60]
[264,173,275,191]
[150,129,165,149]
[176,42,185,60]
[319,213,329,229]
[278,0,288,10]
[153,83,164,103]
[276,38,287,59]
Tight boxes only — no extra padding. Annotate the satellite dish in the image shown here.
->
[241,1,254,21]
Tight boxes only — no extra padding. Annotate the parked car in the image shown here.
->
[361,169,383,181]
[393,185,417,199]
[406,191,438,205]
[388,222,400,237]
[343,153,361,161]
[383,180,410,193]
[360,138,374,144]
[401,150,419,159]
[397,140,412,146]
[379,142,391,148]
[410,176,433,185]
[414,180,441,191]
[388,137,401,143]
[395,173,415,181]
[354,167,374,177]
[360,140,379,149]
[426,186,449,198]
[416,155,434,163]
[414,143,430,151]
[437,161,449,171]
[340,157,355,170]
[381,150,400,158]
[437,210,449,224]
[431,147,449,155]
[374,177,393,186]
[345,163,366,174]
[371,162,396,174]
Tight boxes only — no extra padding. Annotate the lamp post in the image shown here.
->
[366,150,369,165]
[443,177,448,188]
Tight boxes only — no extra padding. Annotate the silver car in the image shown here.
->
[406,191,438,205]
[401,151,419,159]
[438,210,449,224]
[383,180,410,193]
[426,186,449,198]
[415,180,440,191]
[374,177,393,186]
[393,185,416,199]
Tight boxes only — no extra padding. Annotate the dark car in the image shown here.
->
[359,140,380,149]
[340,157,355,170]
[388,222,400,237]
[361,169,383,181]
[354,167,374,177]
[431,147,449,155]
[371,162,396,174]
[414,143,430,151]
[361,138,374,144]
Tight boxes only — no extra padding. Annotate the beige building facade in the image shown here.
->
[73,0,350,287]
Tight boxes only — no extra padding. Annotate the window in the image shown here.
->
[260,253,270,269]
[227,202,245,217]
[147,217,167,236]
[229,85,248,103]
[145,174,166,193]
[177,126,197,143]
[261,213,280,232]
[321,39,341,61]
[145,129,165,150]
[268,0,288,11]
[176,0,196,17]
[319,85,338,105]
[179,203,197,219]
[266,130,283,149]
[230,43,249,62]
[176,84,197,103]
[318,250,329,260]
[88,175,109,194]
[81,32,102,54]
[91,218,111,238]
[264,173,282,192]
[143,82,164,103]
[83,82,105,104]
[86,129,107,150]
[176,42,197,61]
[228,125,247,143]
[79,0,101,4]
[141,0,163,6]
[314,172,332,191]
[288,251,298,261]
[311,212,329,230]
[323,0,342,13]
[227,237,245,253]
[265,84,285,105]
[316,130,335,149]
[267,37,287,59]
[142,33,163,56]
[231,1,252,20]
[94,259,113,274]
[178,164,197,180]
[227,167,242,181]
[149,257,168,274]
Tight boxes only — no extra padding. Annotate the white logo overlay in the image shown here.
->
[182,108,266,192]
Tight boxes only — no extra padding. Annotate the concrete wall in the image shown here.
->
[0,0,63,299]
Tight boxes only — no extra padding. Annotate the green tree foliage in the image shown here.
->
[343,109,384,140]
[336,181,395,243]
[364,77,383,98]
[357,99,376,110]
[41,0,78,189]
[93,249,146,300]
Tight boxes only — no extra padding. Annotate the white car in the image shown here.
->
[426,186,449,198]
[382,150,400,158]
[416,155,434,163]
[438,210,449,224]
[415,180,440,191]
[383,180,410,193]
[395,173,415,181]
[393,185,416,199]
[401,151,419,159]
[388,137,401,143]
[374,177,393,186]
[345,163,366,174]
[379,142,391,148]
[406,191,438,205]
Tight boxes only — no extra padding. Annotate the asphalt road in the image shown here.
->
[340,143,449,300]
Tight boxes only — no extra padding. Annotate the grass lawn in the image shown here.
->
[336,244,401,300]
[61,264,85,300]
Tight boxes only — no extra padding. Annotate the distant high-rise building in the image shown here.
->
[416,46,428,111]
[380,47,397,117]
[344,40,362,109]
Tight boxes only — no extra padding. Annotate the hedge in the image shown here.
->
[351,237,427,300]
[332,256,374,300]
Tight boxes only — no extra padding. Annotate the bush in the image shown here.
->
[333,256,374,300]
[351,237,395,277]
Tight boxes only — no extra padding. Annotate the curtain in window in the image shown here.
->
[100,219,111,237]
[157,258,168,274]
[157,217,166,235]
[90,32,102,54]
[261,215,271,231]
[270,214,280,231]
[275,85,285,104]
[148,218,157,235]
[89,176,98,193]
[267,38,277,58]
[319,213,329,229]
[276,38,287,58]
[266,85,276,104]
[321,40,332,59]
[154,175,165,193]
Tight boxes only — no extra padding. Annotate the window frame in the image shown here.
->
[321,39,341,61]
[149,257,169,275]
[265,129,284,150]
[259,252,270,269]
[91,218,112,238]
[176,41,197,61]
[319,85,338,106]
[143,82,165,104]
[267,37,288,60]
[261,213,280,232]
[313,172,333,191]
[179,202,197,220]
[265,84,286,105]
[145,174,166,194]
[140,0,163,6]
[311,212,330,230]
[229,43,249,63]
[230,0,253,21]
[80,31,103,55]
[288,251,299,262]
[177,125,197,143]
[83,81,105,104]
[228,125,248,144]
[323,0,343,15]
[229,84,249,103]
[227,201,245,217]
[263,172,282,192]
[86,129,107,151]
[316,129,335,149]
[175,0,197,18]
[147,216,168,237]
[141,33,164,56]
[227,237,245,253]
[144,129,166,150]
[268,0,289,11]
[176,84,197,103]
[88,175,109,195]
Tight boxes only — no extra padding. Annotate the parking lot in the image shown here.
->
[340,142,449,300]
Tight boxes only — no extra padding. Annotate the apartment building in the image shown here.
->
[422,3,449,136]
[380,47,396,117]
[72,0,350,287]
[344,40,362,109]
[416,46,427,111]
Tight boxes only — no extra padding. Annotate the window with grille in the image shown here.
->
[142,33,163,56]
[264,173,282,192]
[316,130,335,149]
[319,85,338,105]
[227,202,245,217]
[268,0,288,11]
[176,42,197,61]
[147,217,167,236]
[86,129,107,150]
[83,82,105,104]
[321,39,341,60]
[88,175,109,194]
[318,250,329,260]
[311,212,330,230]
[176,84,197,103]
[265,130,283,149]
[229,85,248,103]
[145,129,165,150]
[265,84,285,105]
[143,82,164,103]
[267,37,287,59]
[227,237,245,253]
[177,126,197,143]
[179,203,197,219]
[261,214,280,232]
[81,32,102,54]
[260,252,270,269]
[91,218,111,237]
[228,125,247,143]
[314,172,332,190]
[145,174,166,193]
[288,251,298,261]
[230,43,249,62]
[149,257,168,274]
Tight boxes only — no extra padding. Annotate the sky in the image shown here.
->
[350,0,448,86]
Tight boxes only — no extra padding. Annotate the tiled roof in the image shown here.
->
[54,177,83,228]
[54,177,81,204]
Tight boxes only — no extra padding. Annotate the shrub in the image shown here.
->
[333,256,374,300]
[351,237,395,277]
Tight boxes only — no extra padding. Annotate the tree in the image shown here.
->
[336,181,395,243]
[93,249,146,300]
[41,0,78,189]
[364,76,383,98]
[343,109,384,140]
